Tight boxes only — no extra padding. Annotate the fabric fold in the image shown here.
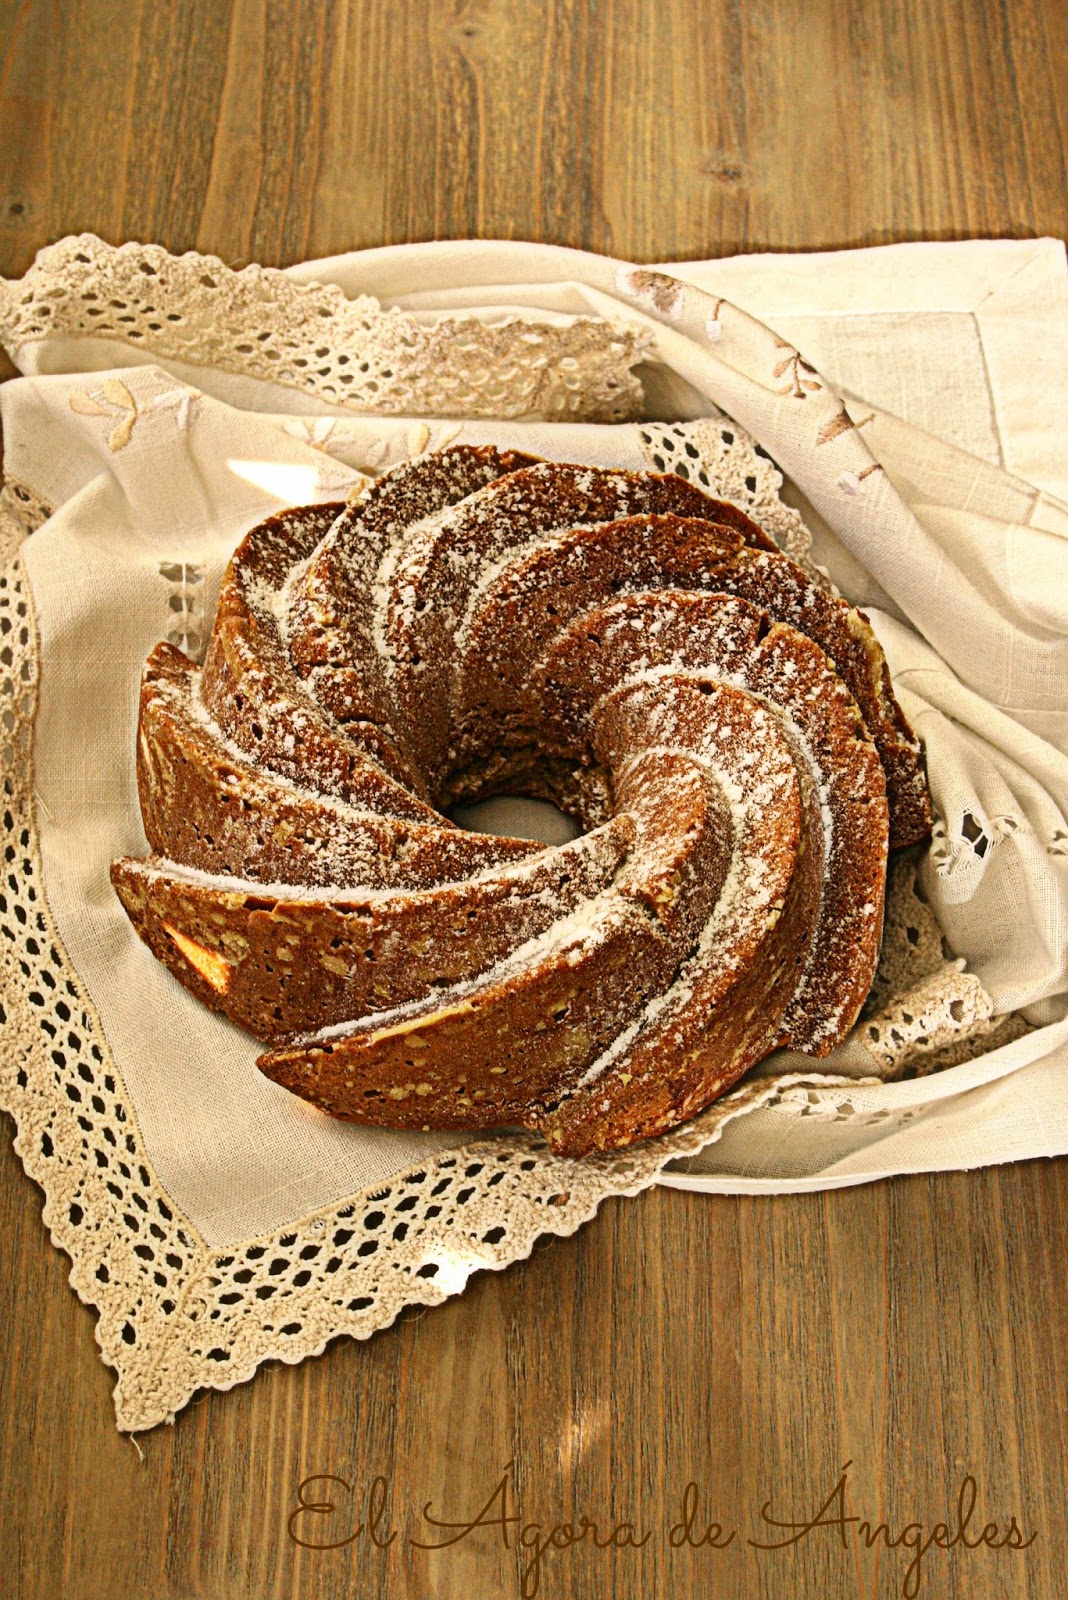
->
[0,234,1065,1427]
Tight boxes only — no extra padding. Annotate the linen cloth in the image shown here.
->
[0,235,1065,1427]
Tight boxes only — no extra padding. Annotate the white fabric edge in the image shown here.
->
[657,1149,1066,1196]
[285,236,1068,504]
[662,238,1066,315]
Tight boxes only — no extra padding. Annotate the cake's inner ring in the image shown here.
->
[438,740,615,838]
[448,790,584,846]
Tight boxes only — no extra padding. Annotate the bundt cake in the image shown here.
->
[111,445,931,1156]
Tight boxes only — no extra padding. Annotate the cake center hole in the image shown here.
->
[448,795,582,845]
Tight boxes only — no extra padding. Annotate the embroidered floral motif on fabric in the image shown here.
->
[929,806,1034,877]
[772,337,824,399]
[67,376,197,452]
[614,265,687,320]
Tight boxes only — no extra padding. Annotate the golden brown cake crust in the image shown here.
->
[114,446,928,1155]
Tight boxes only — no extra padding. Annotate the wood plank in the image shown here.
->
[2,1126,1065,1598]
[0,0,1064,277]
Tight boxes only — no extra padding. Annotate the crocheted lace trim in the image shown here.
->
[636,418,826,580]
[0,476,52,535]
[0,234,648,423]
[858,853,1029,1076]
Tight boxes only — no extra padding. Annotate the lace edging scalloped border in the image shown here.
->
[0,234,649,424]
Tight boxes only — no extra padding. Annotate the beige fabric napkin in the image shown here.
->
[0,235,1065,1428]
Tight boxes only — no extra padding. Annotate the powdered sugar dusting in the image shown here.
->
[118,446,915,1152]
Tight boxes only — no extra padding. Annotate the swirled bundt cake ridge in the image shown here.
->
[112,443,930,1156]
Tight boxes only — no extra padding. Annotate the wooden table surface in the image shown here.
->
[1,3,1065,1598]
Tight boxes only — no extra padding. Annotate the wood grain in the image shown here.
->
[0,2,1066,1597]
[0,0,1064,277]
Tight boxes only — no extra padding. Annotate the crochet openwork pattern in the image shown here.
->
[0,234,648,423]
